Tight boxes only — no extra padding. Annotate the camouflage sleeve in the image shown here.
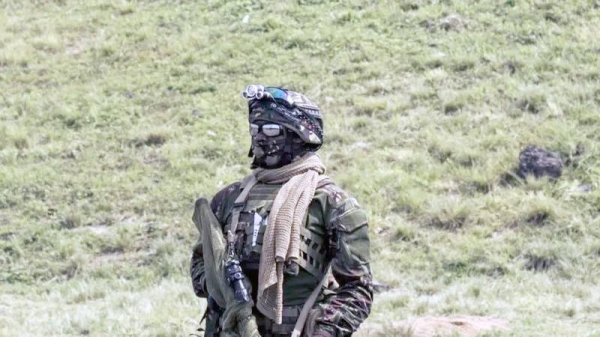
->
[190,182,241,298]
[314,186,373,337]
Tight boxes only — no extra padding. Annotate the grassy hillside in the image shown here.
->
[1,1,599,336]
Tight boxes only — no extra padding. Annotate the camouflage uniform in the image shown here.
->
[191,179,373,337]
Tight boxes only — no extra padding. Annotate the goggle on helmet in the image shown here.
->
[242,85,323,147]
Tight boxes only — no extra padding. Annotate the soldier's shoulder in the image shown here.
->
[317,178,368,229]
[209,181,242,215]
[212,181,243,199]
[316,178,360,209]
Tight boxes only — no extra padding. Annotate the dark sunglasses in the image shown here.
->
[249,123,283,137]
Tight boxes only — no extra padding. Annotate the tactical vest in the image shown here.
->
[223,181,330,281]
[222,177,334,337]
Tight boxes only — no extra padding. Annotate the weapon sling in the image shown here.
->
[227,174,259,256]
[291,262,332,337]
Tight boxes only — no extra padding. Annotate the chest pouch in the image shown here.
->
[296,227,328,279]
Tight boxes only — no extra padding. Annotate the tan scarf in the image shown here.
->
[253,152,326,324]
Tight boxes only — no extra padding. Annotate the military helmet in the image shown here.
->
[242,85,323,148]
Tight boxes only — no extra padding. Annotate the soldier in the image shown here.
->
[191,85,373,337]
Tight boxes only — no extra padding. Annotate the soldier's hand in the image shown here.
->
[311,332,332,337]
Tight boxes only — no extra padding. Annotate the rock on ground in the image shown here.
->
[518,145,563,179]
[439,14,467,31]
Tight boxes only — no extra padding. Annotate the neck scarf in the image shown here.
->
[253,152,326,324]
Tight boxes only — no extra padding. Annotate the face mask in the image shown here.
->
[250,123,289,168]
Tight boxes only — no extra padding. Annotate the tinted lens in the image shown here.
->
[265,87,288,100]
[250,124,259,136]
[262,124,282,136]
[250,123,282,137]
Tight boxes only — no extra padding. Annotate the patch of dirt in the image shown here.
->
[65,32,104,57]
[359,315,508,337]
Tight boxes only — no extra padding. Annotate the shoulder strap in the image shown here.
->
[316,175,333,189]
[227,174,258,256]
[291,262,332,337]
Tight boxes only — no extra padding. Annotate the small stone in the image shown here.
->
[439,14,467,31]
[575,143,585,156]
[517,145,563,179]
[503,61,517,74]
[432,51,446,58]
[0,232,15,241]
[62,150,78,159]
[242,14,250,24]
[419,19,433,29]
[145,222,157,234]
[372,281,391,293]
[192,109,202,118]
[375,227,390,237]
[350,142,370,150]
[576,184,592,193]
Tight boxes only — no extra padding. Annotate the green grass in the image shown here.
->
[1,0,600,336]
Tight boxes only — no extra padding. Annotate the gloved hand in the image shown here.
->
[207,296,221,311]
[312,332,332,337]
[311,328,334,337]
